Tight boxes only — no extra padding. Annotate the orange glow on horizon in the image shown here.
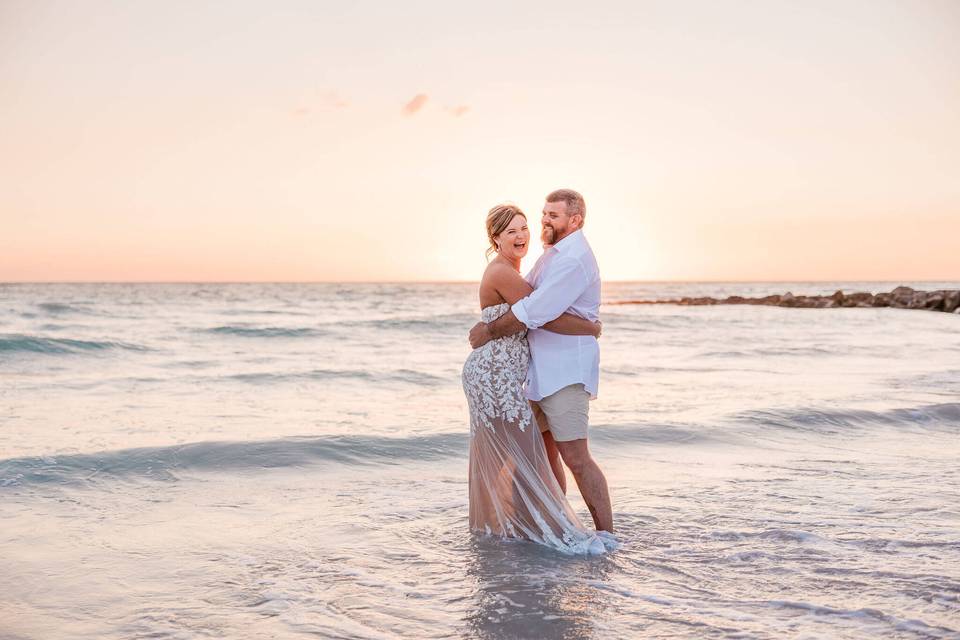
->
[2,2,959,282]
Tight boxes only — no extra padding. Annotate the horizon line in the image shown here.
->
[1,279,957,285]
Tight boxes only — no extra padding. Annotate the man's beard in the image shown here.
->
[541,225,556,245]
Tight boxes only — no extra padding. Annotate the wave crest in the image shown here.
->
[201,325,324,338]
[0,433,468,487]
[0,333,148,354]
[736,403,960,431]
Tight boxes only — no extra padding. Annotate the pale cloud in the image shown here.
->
[292,90,348,117]
[402,93,428,116]
[445,105,470,117]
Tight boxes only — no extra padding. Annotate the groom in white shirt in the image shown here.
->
[469,189,613,533]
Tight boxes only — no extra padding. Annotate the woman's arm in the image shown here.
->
[543,313,602,337]
[491,264,601,337]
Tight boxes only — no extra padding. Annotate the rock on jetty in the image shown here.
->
[612,286,960,313]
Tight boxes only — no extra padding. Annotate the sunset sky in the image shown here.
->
[2,0,958,282]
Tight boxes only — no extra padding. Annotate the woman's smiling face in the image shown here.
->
[496,214,530,260]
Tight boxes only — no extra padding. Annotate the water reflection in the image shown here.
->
[463,534,613,639]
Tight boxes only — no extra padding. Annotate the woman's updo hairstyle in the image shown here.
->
[485,204,525,259]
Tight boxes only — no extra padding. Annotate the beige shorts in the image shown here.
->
[533,384,590,442]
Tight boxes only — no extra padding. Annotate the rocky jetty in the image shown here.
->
[612,286,960,313]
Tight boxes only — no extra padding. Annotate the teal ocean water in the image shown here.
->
[1,282,958,639]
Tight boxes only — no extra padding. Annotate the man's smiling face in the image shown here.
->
[541,200,578,246]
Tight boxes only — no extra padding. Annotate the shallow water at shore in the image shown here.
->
[2,282,958,638]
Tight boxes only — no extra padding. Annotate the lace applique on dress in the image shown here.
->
[461,303,532,436]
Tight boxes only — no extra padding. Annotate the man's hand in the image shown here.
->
[594,320,603,338]
[469,322,494,349]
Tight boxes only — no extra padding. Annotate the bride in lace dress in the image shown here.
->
[462,204,608,554]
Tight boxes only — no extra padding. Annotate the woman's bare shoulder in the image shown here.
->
[479,261,520,306]
[483,260,522,284]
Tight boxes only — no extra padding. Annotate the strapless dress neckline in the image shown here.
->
[480,302,510,323]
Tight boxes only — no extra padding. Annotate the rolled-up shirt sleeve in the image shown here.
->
[512,255,589,329]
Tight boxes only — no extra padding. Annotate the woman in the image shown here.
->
[462,204,607,554]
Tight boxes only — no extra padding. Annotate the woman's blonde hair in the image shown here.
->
[485,204,526,259]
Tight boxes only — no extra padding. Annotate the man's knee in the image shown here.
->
[557,440,592,475]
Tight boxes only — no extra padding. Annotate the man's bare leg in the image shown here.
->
[555,438,613,532]
[542,430,567,494]
[531,402,566,493]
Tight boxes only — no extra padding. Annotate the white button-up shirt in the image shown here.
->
[511,229,601,401]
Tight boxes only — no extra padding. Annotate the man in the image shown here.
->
[469,188,613,533]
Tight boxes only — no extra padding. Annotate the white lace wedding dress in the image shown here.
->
[462,303,606,554]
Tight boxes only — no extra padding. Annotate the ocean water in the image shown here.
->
[1,281,958,639]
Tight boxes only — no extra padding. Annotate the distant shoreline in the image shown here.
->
[611,286,960,313]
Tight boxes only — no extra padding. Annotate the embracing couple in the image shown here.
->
[462,189,615,555]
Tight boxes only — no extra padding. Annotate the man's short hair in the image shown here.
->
[546,188,586,225]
